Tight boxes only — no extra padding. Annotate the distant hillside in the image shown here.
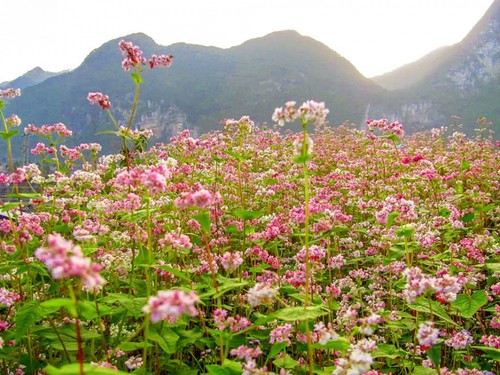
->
[368,0,500,134]
[6,31,385,156]
[0,67,66,90]
[2,1,499,160]
[372,46,453,90]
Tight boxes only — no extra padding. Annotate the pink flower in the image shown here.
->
[142,290,199,323]
[299,100,329,126]
[174,188,216,209]
[87,92,111,110]
[6,114,21,127]
[246,283,278,307]
[273,100,329,127]
[221,251,244,271]
[445,330,473,349]
[34,233,106,291]
[118,40,146,71]
[148,54,174,69]
[416,321,440,350]
[0,288,20,307]
[0,88,21,98]
[269,323,294,346]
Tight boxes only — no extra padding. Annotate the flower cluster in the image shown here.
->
[34,233,106,291]
[0,88,21,98]
[142,290,199,323]
[118,39,174,72]
[24,122,73,137]
[366,118,405,137]
[148,54,174,69]
[119,40,147,71]
[272,100,329,127]
[87,92,111,110]
[417,321,440,350]
[246,283,278,307]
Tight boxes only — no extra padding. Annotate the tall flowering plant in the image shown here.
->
[88,39,173,168]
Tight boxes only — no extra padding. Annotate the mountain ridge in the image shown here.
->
[2,3,499,159]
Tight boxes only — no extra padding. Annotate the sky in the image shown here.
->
[0,0,495,83]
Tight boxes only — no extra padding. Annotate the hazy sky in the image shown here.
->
[0,0,495,83]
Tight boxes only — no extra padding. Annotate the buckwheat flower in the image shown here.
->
[417,321,440,350]
[246,283,278,307]
[118,40,146,71]
[230,345,262,362]
[269,323,294,346]
[142,290,199,323]
[87,92,111,110]
[148,54,174,69]
[0,288,20,307]
[6,114,21,127]
[272,101,299,126]
[221,251,243,271]
[445,330,473,350]
[0,88,21,98]
[333,348,373,375]
[299,100,329,127]
[174,188,216,209]
[34,233,106,291]
[124,356,143,370]
[402,267,434,303]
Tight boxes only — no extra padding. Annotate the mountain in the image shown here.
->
[371,46,453,90]
[3,1,499,160]
[5,30,385,156]
[369,0,500,133]
[0,67,66,90]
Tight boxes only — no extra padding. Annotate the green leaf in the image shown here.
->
[154,265,192,282]
[408,297,458,326]
[386,211,399,229]
[472,346,500,361]
[438,208,451,218]
[485,263,500,273]
[4,192,42,199]
[96,130,119,136]
[380,133,399,142]
[371,343,407,359]
[412,366,437,375]
[426,343,442,368]
[313,337,351,351]
[148,328,179,354]
[223,149,247,162]
[452,290,488,318]
[395,224,414,238]
[273,354,298,369]
[118,342,153,351]
[461,160,470,169]
[15,300,60,341]
[101,293,147,317]
[268,342,288,359]
[270,305,328,322]
[194,212,211,232]
[205,360,242,375]
[293,153,311,164]
[41,298,77,318]
[131,72,143,84]
[461,212,475,223]
[388,244,406,260]
[233,209,264,220]
[46,364,129,374]
[0,129,19,140]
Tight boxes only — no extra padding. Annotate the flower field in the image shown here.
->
[0,41,499,375]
